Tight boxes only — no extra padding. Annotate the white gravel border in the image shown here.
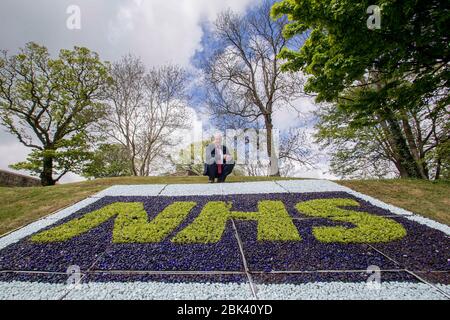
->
[221,181,287,194]
[0,280,448,300]
[161,183,222,196]
[255,281,449,300]
[0,281,68,300]
[64,281,254,300]
[91,184,166,197]
[1,180,448,300]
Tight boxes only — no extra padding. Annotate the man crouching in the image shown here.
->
[204,132,235,183]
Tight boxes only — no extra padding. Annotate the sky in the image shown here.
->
[0,0,335,182]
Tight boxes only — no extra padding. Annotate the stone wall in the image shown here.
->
[0,169,41,187]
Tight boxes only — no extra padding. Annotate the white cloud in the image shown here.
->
[273,96,317,131]
[0,0,258,183]
[0,135,30,174]
[0,0,257,67]
[106,0,258,67]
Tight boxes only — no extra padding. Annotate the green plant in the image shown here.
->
[171,200,301,244]
[31,201,196,243]
[30,198,408,245]
[295,198,407,243]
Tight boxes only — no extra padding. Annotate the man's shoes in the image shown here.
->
[208,179,214,183]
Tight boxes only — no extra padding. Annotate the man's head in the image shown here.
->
[213,132,223,145]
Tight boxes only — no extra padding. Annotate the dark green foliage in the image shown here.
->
[82,144,132,179]
[272,0,449,180]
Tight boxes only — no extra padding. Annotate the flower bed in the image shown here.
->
[0,182,449,300]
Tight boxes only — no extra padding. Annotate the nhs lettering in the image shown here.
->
[31,198,406,244]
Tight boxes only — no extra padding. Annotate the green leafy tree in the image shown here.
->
[315,95,449,180]
[0,43,112,185]
[82,143,132,179]
[271,0,449,179]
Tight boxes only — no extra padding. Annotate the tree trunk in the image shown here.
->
[384,112,423,179]
[379,120,410,177]
[372,74,425,179]
[264,117,280,176]
[40,153,56,186]
[130,151,138,176]
[400,112,429,179]
[435,157,441,180]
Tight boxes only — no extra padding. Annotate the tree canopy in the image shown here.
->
[272,0,449,179]
[0,42,111,185]
[272,0,448,104]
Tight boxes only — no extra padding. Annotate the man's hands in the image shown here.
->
[225,154,233,162]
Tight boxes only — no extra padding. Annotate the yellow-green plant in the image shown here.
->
[31,202,196,243]
[296,198,407,243]
[172,200,301,243]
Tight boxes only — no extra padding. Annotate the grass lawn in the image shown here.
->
[338,179,450,227]
[0,176,448,236]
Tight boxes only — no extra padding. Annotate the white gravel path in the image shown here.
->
[160,183,222,196]
[91,184,166,197]
[0,281,68,300]
[221,181,287,194]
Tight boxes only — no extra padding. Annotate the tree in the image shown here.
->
[82,143,132,179]
[232,127,315,177]
[102,55,190,176]
[279,128,315,175]
[271,0,449,179]
[314,93,449,180]
[0,42,111,186]
[201,0,307,176]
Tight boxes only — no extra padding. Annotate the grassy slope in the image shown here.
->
[338,179,450,227]
[0,176,448,236]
